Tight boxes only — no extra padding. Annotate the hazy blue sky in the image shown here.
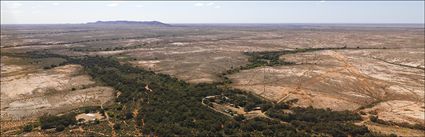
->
[1,1,424,24]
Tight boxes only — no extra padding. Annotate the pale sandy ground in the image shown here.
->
[0,61,114,135]
[2,86,114,120]
[75,112,104,122]
[229,49,424,126]
[1,65,94,98]
[129,49,249,83]
[365,100,425,125]
[209,101,269,120]
[1,63,115,120]
[364,122,425,137]
[3,26,423,85]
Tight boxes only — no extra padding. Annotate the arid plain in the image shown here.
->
[1,24,424,136]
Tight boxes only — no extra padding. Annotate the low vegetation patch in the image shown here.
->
[39,113,77,131]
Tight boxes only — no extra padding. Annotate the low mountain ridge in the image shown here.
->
[87,20,171,26]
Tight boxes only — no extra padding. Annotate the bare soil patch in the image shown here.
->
[1,62,115,121]
[229,49,424,125]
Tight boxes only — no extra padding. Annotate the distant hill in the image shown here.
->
[87,21,171,26]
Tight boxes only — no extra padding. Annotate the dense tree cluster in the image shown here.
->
[244,50,296,68]
[266,106,371,136]
[290,107,362,122]
[290,121,370,137]
[39,113,77,131]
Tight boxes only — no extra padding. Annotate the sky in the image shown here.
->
[1,1,424,24]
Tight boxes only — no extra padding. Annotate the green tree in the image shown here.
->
[22,124,33,132]
[55,125,65,132]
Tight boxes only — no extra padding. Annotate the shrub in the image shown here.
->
[260,103,273,112]
[125,112,134,120]
[389,133,397,137]
[113,123,121,130]
[22,124,33,132]
[55,125,65,132]
[84,108,90,114]
[369,116,378,123]
[234,115,246,121]
[94,119,100,124]
[39,113,76,130]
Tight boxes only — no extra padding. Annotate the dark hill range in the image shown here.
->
[87,20,171,26]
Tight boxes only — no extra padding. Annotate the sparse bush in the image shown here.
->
[84,108,90,114]
[125,112,134,120]
[22,124,33,132]
[55,125,65,132]
[389,133,397,137]
[94,119,100,124]
[275,103,290,109]
[260,103,273,112]
[113,123,121,130]
[100,109,105,116]
[369,115,379,122]
[234,115,246,121]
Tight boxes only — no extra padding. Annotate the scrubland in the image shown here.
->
[1,24,424,136]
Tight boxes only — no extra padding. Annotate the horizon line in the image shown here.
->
[2,22,424,25]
